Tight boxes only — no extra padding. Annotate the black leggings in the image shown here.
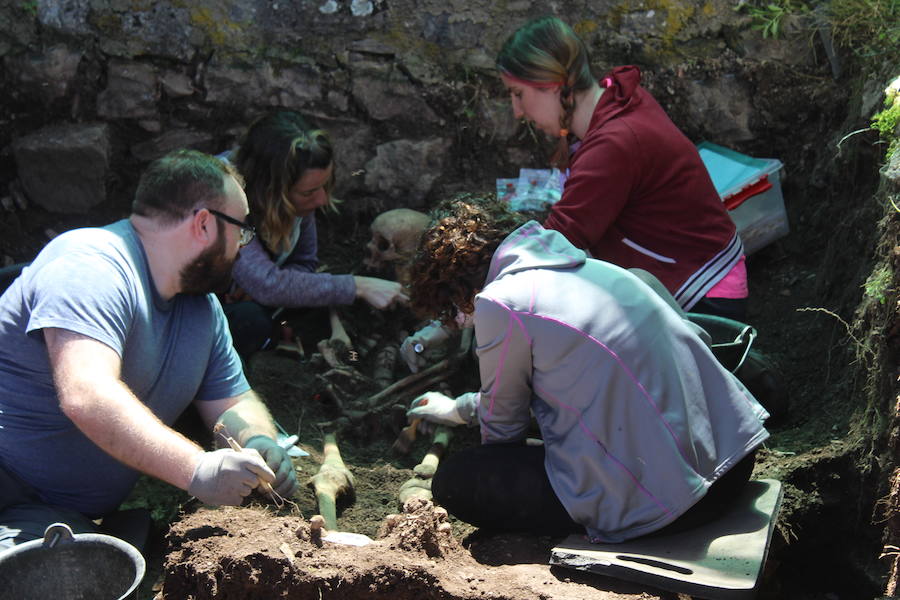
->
[690,296,748,322]
[432,443,757,537]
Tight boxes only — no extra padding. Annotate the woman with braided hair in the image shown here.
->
[496,16,748,320]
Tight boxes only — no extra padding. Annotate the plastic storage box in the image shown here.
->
[697,141,788,255]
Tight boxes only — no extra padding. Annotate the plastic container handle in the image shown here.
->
[724,176,772,211]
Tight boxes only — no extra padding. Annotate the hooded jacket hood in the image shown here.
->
[485,221,586,286]
[589,65,643,131]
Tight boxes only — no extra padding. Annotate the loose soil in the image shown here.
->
[161,502,649,600]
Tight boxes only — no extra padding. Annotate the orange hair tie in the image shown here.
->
[559,129,569,137]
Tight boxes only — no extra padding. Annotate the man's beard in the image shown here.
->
[179,232,236,296]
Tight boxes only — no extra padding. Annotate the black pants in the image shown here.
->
[0,462,98,550]
[222,301,279,365]
[432,443,756,537]
[691,296,748,322]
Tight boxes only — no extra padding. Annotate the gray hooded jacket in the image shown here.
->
[456,222,769,542]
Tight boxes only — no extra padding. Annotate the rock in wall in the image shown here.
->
[0,0,835,228]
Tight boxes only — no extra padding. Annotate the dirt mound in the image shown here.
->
[378,497,463,558]
[159,504,651,599]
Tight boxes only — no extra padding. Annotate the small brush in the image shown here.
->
[391,417,422,455]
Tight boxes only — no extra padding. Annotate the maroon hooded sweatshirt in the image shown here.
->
[543,66,742,309]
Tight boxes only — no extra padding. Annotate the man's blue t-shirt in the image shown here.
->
[0,219,249,517]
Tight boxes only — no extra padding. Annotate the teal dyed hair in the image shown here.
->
[496,16,595,95]
[496,17,596,166]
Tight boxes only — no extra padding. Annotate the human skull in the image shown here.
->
[364,208,430,286]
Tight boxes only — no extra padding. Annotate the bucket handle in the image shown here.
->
[731,325,756,374]
[42,522,75,549]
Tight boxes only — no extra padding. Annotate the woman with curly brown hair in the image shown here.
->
[405,196,769,542]
[220,111,407,361]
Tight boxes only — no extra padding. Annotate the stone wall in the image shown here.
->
[0,0,832,240]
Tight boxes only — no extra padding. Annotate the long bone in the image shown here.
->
[307,432,354,531]
[364,327,473,411]
[398,426,452,505]
[314,329,473,431]
[317,308,355,369]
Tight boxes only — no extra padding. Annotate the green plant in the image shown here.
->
[862,264,894,304]
[19,0,37,16]
[871,78,900,160]
[872,103,900,158]
[740,1,812,38]
[828,0,900,62]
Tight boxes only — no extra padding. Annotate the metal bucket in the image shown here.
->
[0,522,145,600]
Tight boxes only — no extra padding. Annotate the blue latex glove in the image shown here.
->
[244,435,299,498]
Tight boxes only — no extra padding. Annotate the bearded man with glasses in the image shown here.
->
[0,149,298,552]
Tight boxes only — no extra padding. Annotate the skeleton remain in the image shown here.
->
[364,208,430,287]
[398,426,452,506]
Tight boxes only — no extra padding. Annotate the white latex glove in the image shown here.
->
[406,391,466,426]
[400,321,451,373]
[188,448,275,506]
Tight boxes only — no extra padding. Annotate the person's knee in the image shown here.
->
[431,452,467,507]
[224,302,276,358]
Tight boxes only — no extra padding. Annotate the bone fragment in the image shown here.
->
[317,308,354,368]
[315,376,349,413]
[365,358,452,409]
[398,426,452,505]
[309,514,325,547]
[372,343,399,388]
[276,321,304,357]
[398,477,433,504]
[413,426,452,478]
[279,542,296,566]
[327,307,351,347]
[323,366,376,390]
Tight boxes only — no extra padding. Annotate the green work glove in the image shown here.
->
[188,448,274,506]
[244,435,300,498]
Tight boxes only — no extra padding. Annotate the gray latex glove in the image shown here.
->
[400,321,451,373]
[406,391,466,426]
[188,448,275,506]
[244,435,299,498]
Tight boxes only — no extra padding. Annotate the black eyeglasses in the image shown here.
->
[196,208,256,247]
